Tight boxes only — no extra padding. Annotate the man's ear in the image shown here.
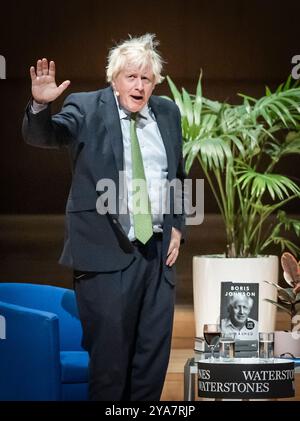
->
[111,81,119,97]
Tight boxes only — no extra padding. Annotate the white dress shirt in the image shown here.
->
[115,95,168,241]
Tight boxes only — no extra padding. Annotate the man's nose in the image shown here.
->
[135,78,144,90]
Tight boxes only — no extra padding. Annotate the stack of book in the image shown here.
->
[194,337,258,357]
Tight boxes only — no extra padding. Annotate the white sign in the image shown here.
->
[0,55,6,79]
[292,55,300,80]
[0,315,6,339]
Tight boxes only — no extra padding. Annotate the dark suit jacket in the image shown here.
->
[22,86,185,284]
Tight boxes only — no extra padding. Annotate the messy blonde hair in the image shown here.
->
[106,33,164,85]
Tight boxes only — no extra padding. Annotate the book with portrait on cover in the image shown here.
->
[220,282,259,348]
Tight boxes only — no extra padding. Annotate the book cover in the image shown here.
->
[220,282,259,343]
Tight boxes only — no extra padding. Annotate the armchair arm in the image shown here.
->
[0,301,62,400]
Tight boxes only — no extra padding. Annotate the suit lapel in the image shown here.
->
[99,90,176,179]
[100,87,124,173]
[149,96,176,181]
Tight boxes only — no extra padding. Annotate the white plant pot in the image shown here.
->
[193,255,278,338]
[274,331,300,358]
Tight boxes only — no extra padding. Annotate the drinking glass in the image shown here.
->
[259,332,274,359]
[203,324,221,360]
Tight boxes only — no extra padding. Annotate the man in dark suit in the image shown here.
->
[22,33,185,401]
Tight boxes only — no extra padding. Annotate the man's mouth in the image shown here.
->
[130,95,143,101]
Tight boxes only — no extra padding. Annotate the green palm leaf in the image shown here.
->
[183,139,202,173]
[166,76,184,115]
[199,137,232,170]
[272,237,300,255]
[237,170,300,200]
[277,211,300,236]
[194,71,203,126]
[224,135,245,156]
[182,88,194,126]
[253,89,300,128]
[166,74,300,257]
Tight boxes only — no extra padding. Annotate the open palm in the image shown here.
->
[30,58,70,104]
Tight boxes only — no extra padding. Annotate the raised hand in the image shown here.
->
[30,58,70,104]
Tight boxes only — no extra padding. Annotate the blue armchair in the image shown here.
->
[0,283,89,401]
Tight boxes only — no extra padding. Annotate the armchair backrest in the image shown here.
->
[0,283,83,351]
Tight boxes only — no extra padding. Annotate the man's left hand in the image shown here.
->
[166,227,181,267]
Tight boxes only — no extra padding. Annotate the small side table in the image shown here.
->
[184,358,198,401]
[184,355,300,401]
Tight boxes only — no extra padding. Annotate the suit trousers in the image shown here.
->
[73,235,175,401]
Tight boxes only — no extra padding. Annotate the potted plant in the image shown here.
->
[265,252,300,357]
[166,74,300,340]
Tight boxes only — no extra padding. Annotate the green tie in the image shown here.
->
[130,113,153,244]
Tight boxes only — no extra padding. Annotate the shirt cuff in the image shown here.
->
[31,100,48,114]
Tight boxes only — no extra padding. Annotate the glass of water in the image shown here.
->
[219,332,236,360]
[259,332,274,359]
